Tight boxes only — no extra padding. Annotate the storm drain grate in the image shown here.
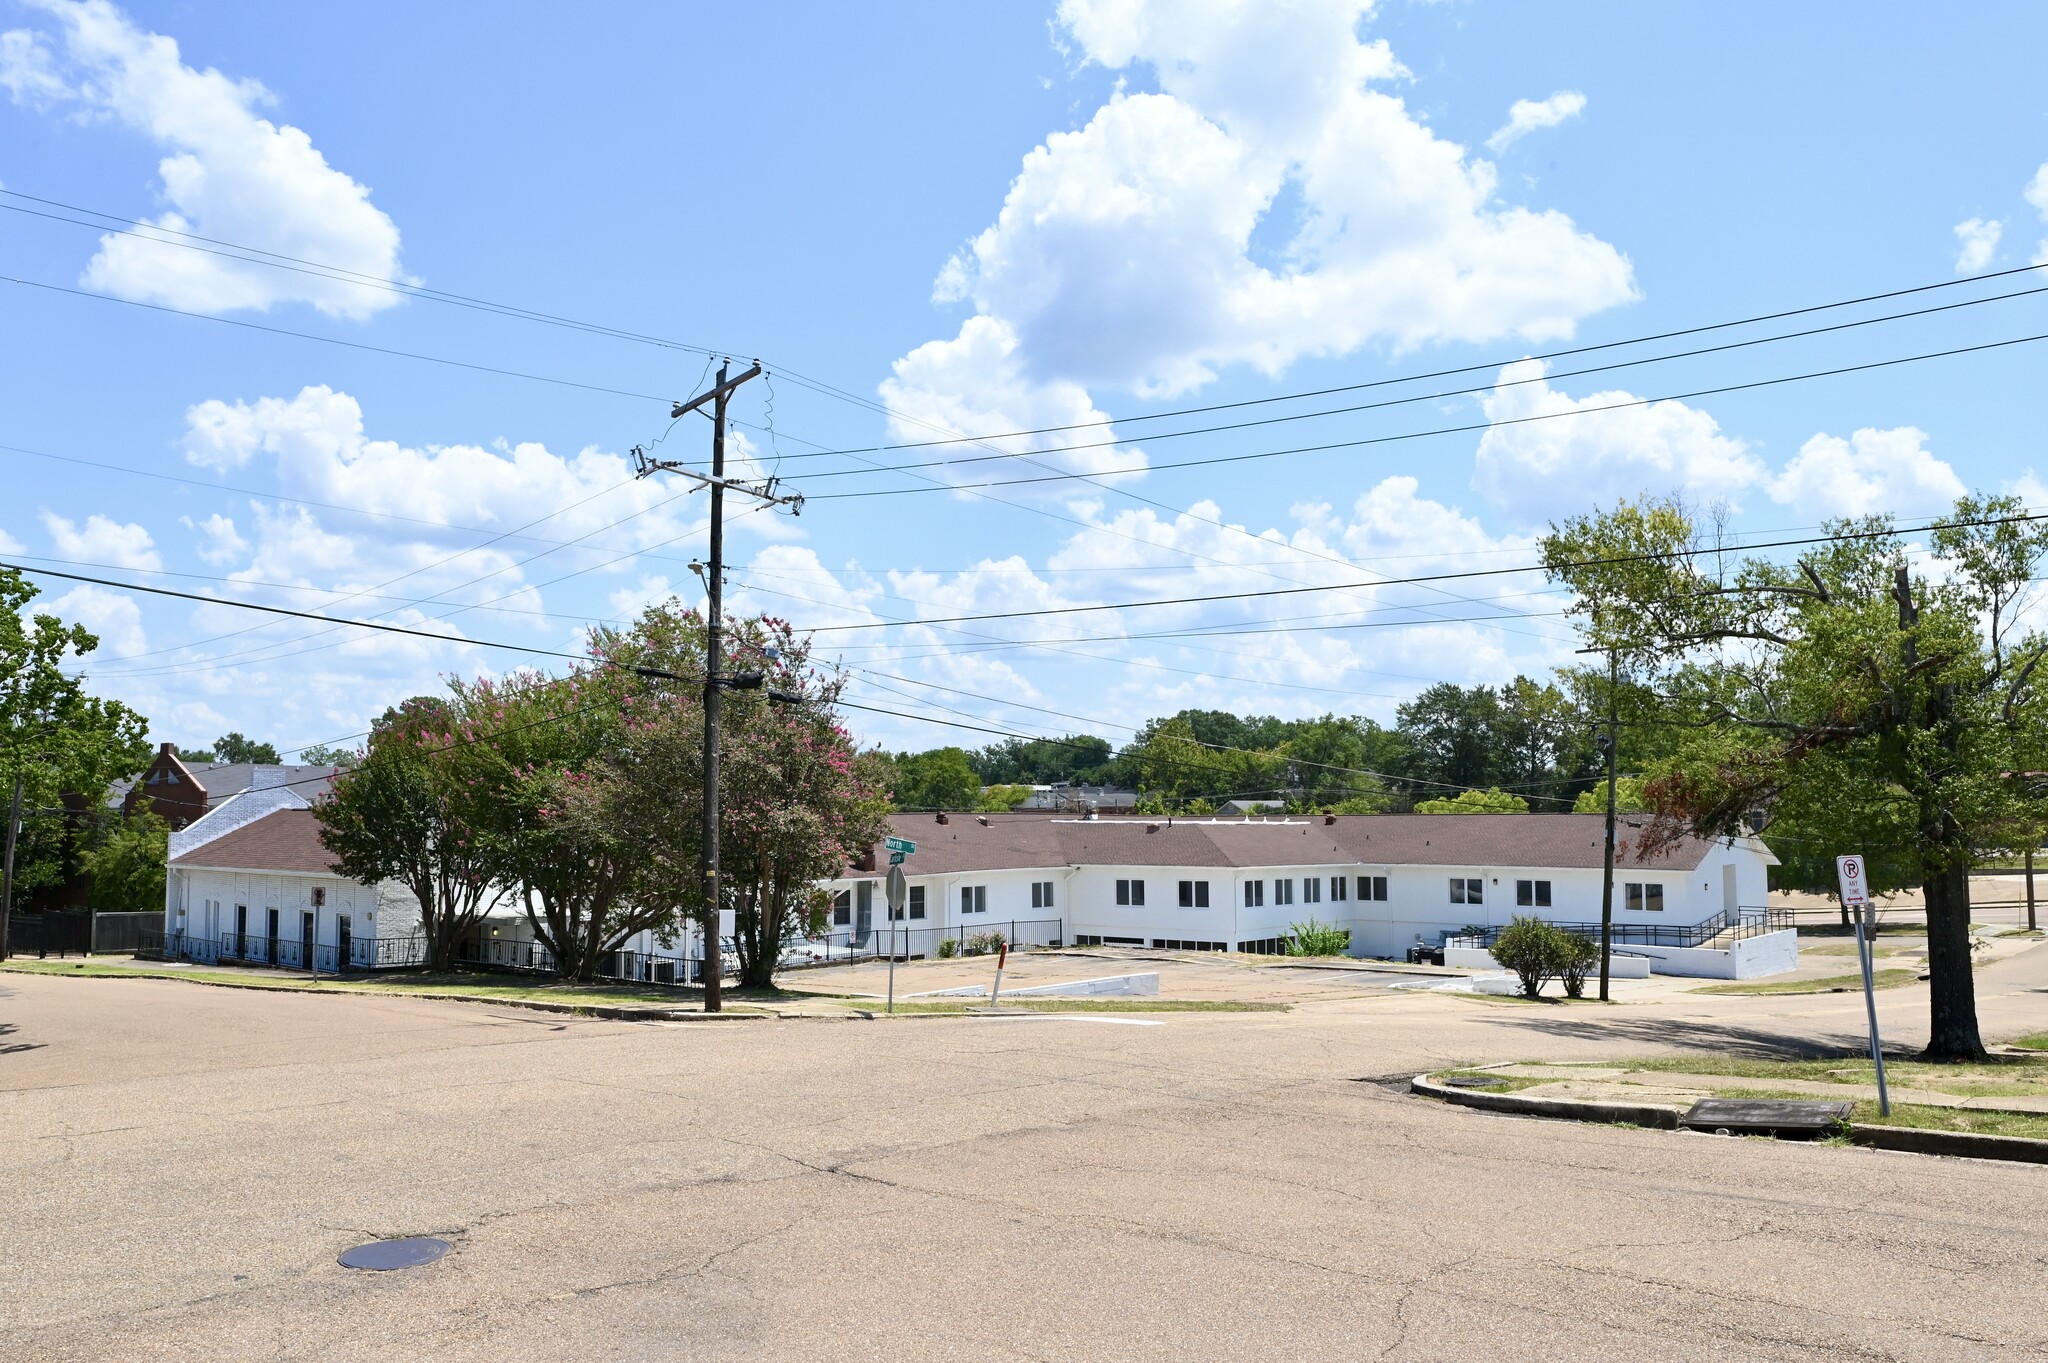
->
[339,1237,451,1271]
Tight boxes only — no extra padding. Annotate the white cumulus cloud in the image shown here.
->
[1486,90,1587,153]
[2028,162,2048,264]
[884,0,1634,485]
[42,511,162,570]
[1952,217,2002,274]
[1472,360,1765,525]
[1766,427,1967,520]
[182,512,248,565]
[48,584,147,656]
[0,0,405,318]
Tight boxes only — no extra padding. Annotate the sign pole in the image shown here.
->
[884,862,908,1016]
[989,941,1007,1008]
[1836,855,1890,1117]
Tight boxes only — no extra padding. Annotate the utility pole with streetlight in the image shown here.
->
[631,361,802,1012]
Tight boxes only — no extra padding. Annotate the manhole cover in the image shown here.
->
[338,1237,451,1271]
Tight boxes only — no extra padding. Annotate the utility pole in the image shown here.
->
[1577,645,1621,1002]
[632,360,800,1013]
[0,770,21,961]
[1598,648,1619,1002]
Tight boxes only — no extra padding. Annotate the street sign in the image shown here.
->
[884,836,917,855]
[1835,855,1869,907]
[886,864,907,913]
[1835,852,1892,1117]
[888,851,905,865]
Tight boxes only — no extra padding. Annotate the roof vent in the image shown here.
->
[1146,823,1159,834]
[1324,814,1336,826]
[977,815,991,826]
[935,812,949,825]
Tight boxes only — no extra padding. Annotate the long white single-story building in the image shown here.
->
[824,811,1793,977]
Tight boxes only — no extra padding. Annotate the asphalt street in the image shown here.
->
[5,948,2048,1361]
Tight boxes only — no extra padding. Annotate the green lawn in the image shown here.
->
[1557,1054,2048,1096]
[840,997,1287,1015]
[0,959,774,1011]
[1434,1056,2048,1140]
[2013,1034,2048,1052]
[1693,968,1918,996]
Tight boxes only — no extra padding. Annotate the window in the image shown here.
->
[1116,878,1145,906]
[1367,876,1389,902]
[832,890,851,926]
[1237,936,1287,955]
[1034,880,1055,909]
[1150,939,1227,951]
[1516,879,1552,908]
[1626,882,1665,912]
[1275,878,1295,906]
[908,885,926,920]
[1304,877,1322,904]
[961,885,987,915]
[1177,880,1210,908]
[1449,877,1483,905]
[1330,876,1348,902]
[1244,880,1264,908]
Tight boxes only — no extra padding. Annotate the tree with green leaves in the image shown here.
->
[315,695,507,971]
[295,743,355,766]
[210,732,281,764]
[1415,787,1530,814]
[82,810,169,911]
[0,566,151,945]
[1542,493,2048,1060]
[565,606,887,993]
[888,746,983,810]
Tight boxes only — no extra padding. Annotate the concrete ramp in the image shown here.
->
[910,971,1160,999]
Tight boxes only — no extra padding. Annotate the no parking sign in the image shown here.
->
[1835,855,1870,907]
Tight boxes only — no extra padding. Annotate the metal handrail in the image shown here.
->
[1444,907,1794,952]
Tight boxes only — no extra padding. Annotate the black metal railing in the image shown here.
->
[1444,906,1793,953]
[794,918,1064,967]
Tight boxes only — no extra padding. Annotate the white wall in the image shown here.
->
[164,866,420,963]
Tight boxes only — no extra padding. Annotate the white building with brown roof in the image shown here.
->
[828,811,1792,977]
[164,791,424,970]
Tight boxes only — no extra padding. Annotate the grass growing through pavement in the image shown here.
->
[1558,1054,2048,1099]
[840,997,1287,1014]
[1692,968,1918,996]
[0,959,779,1011]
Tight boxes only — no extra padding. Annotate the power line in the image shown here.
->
[802,510,2048,633]
[801,330,2048,499]
[0,275,680,406]
[0,189,734,357]
[788,262,2048,453]
[716,278,2048,472]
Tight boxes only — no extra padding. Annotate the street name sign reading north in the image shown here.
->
[884,837,917,855]
[1835,855,1870,908]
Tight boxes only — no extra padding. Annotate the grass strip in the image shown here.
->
[0,959,776,1011]
[1693,968,1918,996]
[837,997,1287,1014]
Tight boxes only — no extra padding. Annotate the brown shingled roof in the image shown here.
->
[858,812,1723,876]
[169,809,341,875]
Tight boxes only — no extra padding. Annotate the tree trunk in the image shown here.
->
[1921,858,1985,1061]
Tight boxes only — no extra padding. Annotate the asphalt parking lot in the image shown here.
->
[6,958,2048,1361]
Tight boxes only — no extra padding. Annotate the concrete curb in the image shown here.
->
[1409,1073,1680,1130]
[1847,1124,2048,1164]
[1411,1072,2048,1165]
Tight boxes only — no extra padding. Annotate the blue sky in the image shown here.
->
[3,0,2045,759]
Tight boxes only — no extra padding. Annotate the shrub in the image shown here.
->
[937,938,959,960]
[1556,931,1600,998]
[1490,915,1569,998]
[1286,918,1352,957]
[963,929,1007,956]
